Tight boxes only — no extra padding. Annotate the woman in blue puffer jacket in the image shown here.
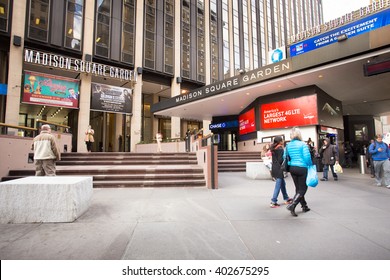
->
[284,127,313,217]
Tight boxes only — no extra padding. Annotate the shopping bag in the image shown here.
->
[334,162,343,173]
[306,165,318,187]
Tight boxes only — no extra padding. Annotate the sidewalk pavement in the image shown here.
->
[1,168,390,260]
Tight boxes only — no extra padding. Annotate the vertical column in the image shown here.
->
[153,94,159,137]
[228,0,235,77]
[202,0,211,136]
[77,0,95,152]
[5,2,27,127]
[130,0,145,151]
[170,0,182,140]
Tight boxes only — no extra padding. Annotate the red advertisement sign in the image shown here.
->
[239,108,256,135]
[261,95,318,129]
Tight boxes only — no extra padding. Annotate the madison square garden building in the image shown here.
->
[0,0,324,152]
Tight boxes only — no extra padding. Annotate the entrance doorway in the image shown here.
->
[90,111,131,152]
[217,131,237,151]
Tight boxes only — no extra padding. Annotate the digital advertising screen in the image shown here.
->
[91,83,133,114]
[260,94,318,129]
[239,108,256,135]
[22,71,80,108]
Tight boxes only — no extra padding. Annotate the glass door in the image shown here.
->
[90,111,131,152]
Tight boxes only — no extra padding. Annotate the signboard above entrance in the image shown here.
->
[24,49,137,83]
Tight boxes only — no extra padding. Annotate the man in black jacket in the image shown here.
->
[320,138,339,181]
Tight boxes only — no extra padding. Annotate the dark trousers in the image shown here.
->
[289,166,308,206]
[86,141,93,152]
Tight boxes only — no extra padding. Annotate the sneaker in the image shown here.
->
[284,198,293,205]
[376,183,382,187]
[270,202,280,208]
[334,178,338,181]
[320,178,328,181]
[386,185,390,189]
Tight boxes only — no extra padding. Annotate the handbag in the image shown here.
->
[281,147,290,172]
[306,164,318,187]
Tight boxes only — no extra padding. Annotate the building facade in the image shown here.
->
[0,0,324,152]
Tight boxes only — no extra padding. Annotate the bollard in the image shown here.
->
[359,155,367,174]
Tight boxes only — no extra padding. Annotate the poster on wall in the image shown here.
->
[260,95,318,129]
[22,71,80,108]
[91,83,132,114]
[239,108,256,135]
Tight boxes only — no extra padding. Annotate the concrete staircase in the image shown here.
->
[2,152,206,188]
[218,151,263,172]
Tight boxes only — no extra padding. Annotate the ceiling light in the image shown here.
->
[96,37,101,43]
[0,7,5,14]
[318,75,323,78]
[68,28,73,35]
[246,92,250,95]
[35,18,40,25]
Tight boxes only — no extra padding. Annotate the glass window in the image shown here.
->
[95,0,111,58]
[28,0,50,42]
[144,0,156,69]
[122,0,135,64]
[181,1,190,78]
[197,0,205,82]
[65,0,83,51]
[222,0,229,77]
[164,0,174,74]
[0,0,10,32]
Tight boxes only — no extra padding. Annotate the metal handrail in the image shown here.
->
[36,119,70,129]
[0,122,38,131]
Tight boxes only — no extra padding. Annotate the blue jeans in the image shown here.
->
[271,178,289,203]
[323,164,337,180]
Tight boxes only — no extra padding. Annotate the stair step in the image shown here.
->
[93,179,206,188]
[57,160,198,165]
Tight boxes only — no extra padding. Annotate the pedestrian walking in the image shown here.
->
[32,124,61,176]
[320,138,339,181]
[284,127,313,217]
[368,134,390,188]
[270,136,292,208]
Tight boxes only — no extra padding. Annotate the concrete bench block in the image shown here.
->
[246,162,272,180]
[0,176,93,224]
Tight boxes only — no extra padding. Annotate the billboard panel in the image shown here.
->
[22,71,80,108]
[91,83,132,114]
[261,95,318,129]
[239,108,256,135]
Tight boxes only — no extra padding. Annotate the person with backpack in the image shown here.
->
[319,138,339,181]
[369,134,390,188]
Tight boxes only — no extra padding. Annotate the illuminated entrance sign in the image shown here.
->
[290,8,390,57]
[209,120,238,130]
[24,49,137,83]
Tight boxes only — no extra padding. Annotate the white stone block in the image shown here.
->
[246,162,272,180]
[0,176,93,223]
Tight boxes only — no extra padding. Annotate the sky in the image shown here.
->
[322,0,371,22]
